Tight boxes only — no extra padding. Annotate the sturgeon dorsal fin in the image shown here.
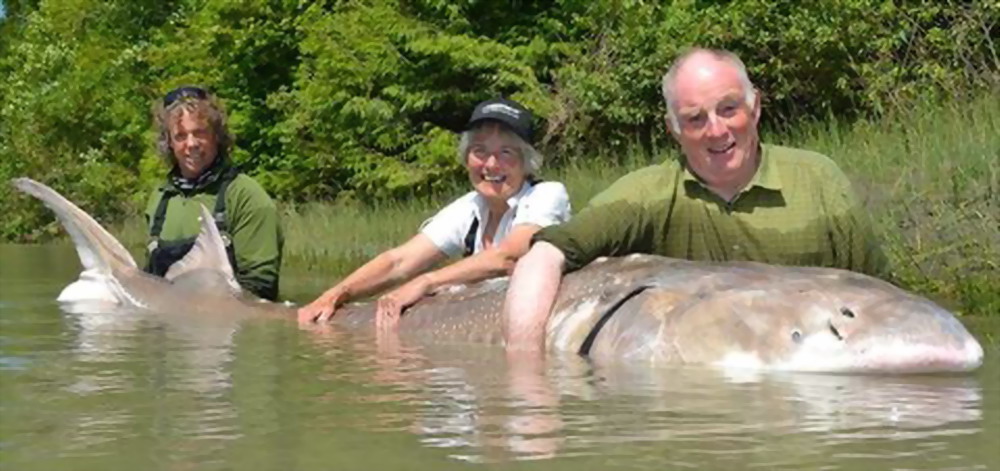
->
[11,178,137,273]
[164,204,241,293]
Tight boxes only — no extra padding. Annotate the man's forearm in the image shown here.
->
[503,242,565,352]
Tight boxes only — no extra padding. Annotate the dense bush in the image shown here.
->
[1,0,998,239]
[0,0,169,240]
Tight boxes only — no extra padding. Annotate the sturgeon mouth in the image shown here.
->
[848,338,985,373]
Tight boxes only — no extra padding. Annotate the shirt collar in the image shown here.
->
[473,180,533,217]
[680,143,783,192]
[746,144,783,191]
[165,154,231,194]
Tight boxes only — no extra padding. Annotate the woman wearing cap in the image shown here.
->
[145,86,283,300]
[298,98,570,328]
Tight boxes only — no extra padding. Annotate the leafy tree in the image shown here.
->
[1,0,996,239]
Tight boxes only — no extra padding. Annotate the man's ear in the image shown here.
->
[751,88,762,125]
[664,113,676,138]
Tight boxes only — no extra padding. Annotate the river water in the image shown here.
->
[1,244,997,470]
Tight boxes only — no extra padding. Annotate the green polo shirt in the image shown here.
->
[535,144,887,276]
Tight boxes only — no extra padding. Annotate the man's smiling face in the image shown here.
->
[670,54,761,195]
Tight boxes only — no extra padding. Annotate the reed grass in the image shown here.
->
[781,89,999,316]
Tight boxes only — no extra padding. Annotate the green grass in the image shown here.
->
[111,90,998,313]
[780,90,999,316]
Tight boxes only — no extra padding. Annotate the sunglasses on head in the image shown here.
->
[163,86,208,106]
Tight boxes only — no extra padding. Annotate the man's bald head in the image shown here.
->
[662,49,757,134]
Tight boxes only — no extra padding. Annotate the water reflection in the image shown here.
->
[1,240,994,470]
[23,302,988,469]
[49,302,246,462]
[341,333,984,464]
[63,304,240,396]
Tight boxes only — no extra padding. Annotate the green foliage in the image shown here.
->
[143,0,303,184]
[1,0,998,238]
[0,0,166,239]
[548,0,1000,153]
[0,0,305,238]
[783,89,1000,317]
[270,0,554,200]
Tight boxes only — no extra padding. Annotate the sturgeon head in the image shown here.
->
[584,262,984,373]
[758,270,986,373]
[11,178,242,311]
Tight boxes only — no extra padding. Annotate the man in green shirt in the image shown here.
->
[144,86,283,300]
[502,48,886,352]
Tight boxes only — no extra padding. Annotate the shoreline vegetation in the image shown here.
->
[107,90,997,316]
[1,2,996,315]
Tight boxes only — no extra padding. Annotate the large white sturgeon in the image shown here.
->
[12,177,984,373]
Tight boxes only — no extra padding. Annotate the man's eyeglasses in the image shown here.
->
[163,86,208,106]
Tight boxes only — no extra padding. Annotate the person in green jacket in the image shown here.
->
[502,48,888,353]
[144,86,283,300]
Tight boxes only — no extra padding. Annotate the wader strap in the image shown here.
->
[463,217,479,257]
[145,190,173,271]
[461,179,540,257]
[212,167,240,235]
[149,189,175,240]
[148,167,241,248]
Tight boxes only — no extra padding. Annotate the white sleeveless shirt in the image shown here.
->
[420,181,571,257]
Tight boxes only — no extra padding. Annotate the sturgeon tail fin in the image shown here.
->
[11,178,138,275]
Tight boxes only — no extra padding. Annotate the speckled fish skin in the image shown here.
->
[333,255,670,346]
[334,254,983,373]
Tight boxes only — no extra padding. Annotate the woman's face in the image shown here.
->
[466,123,528,206]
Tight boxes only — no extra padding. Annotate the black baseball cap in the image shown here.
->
[466,98,534,143]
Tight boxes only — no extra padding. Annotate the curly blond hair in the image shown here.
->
[152,88,234,166]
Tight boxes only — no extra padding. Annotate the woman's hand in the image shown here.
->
[375,276,433,331]
[298,289,346,324]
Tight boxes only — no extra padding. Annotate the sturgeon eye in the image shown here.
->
[791,330,802,343]
[840,307,856,318]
